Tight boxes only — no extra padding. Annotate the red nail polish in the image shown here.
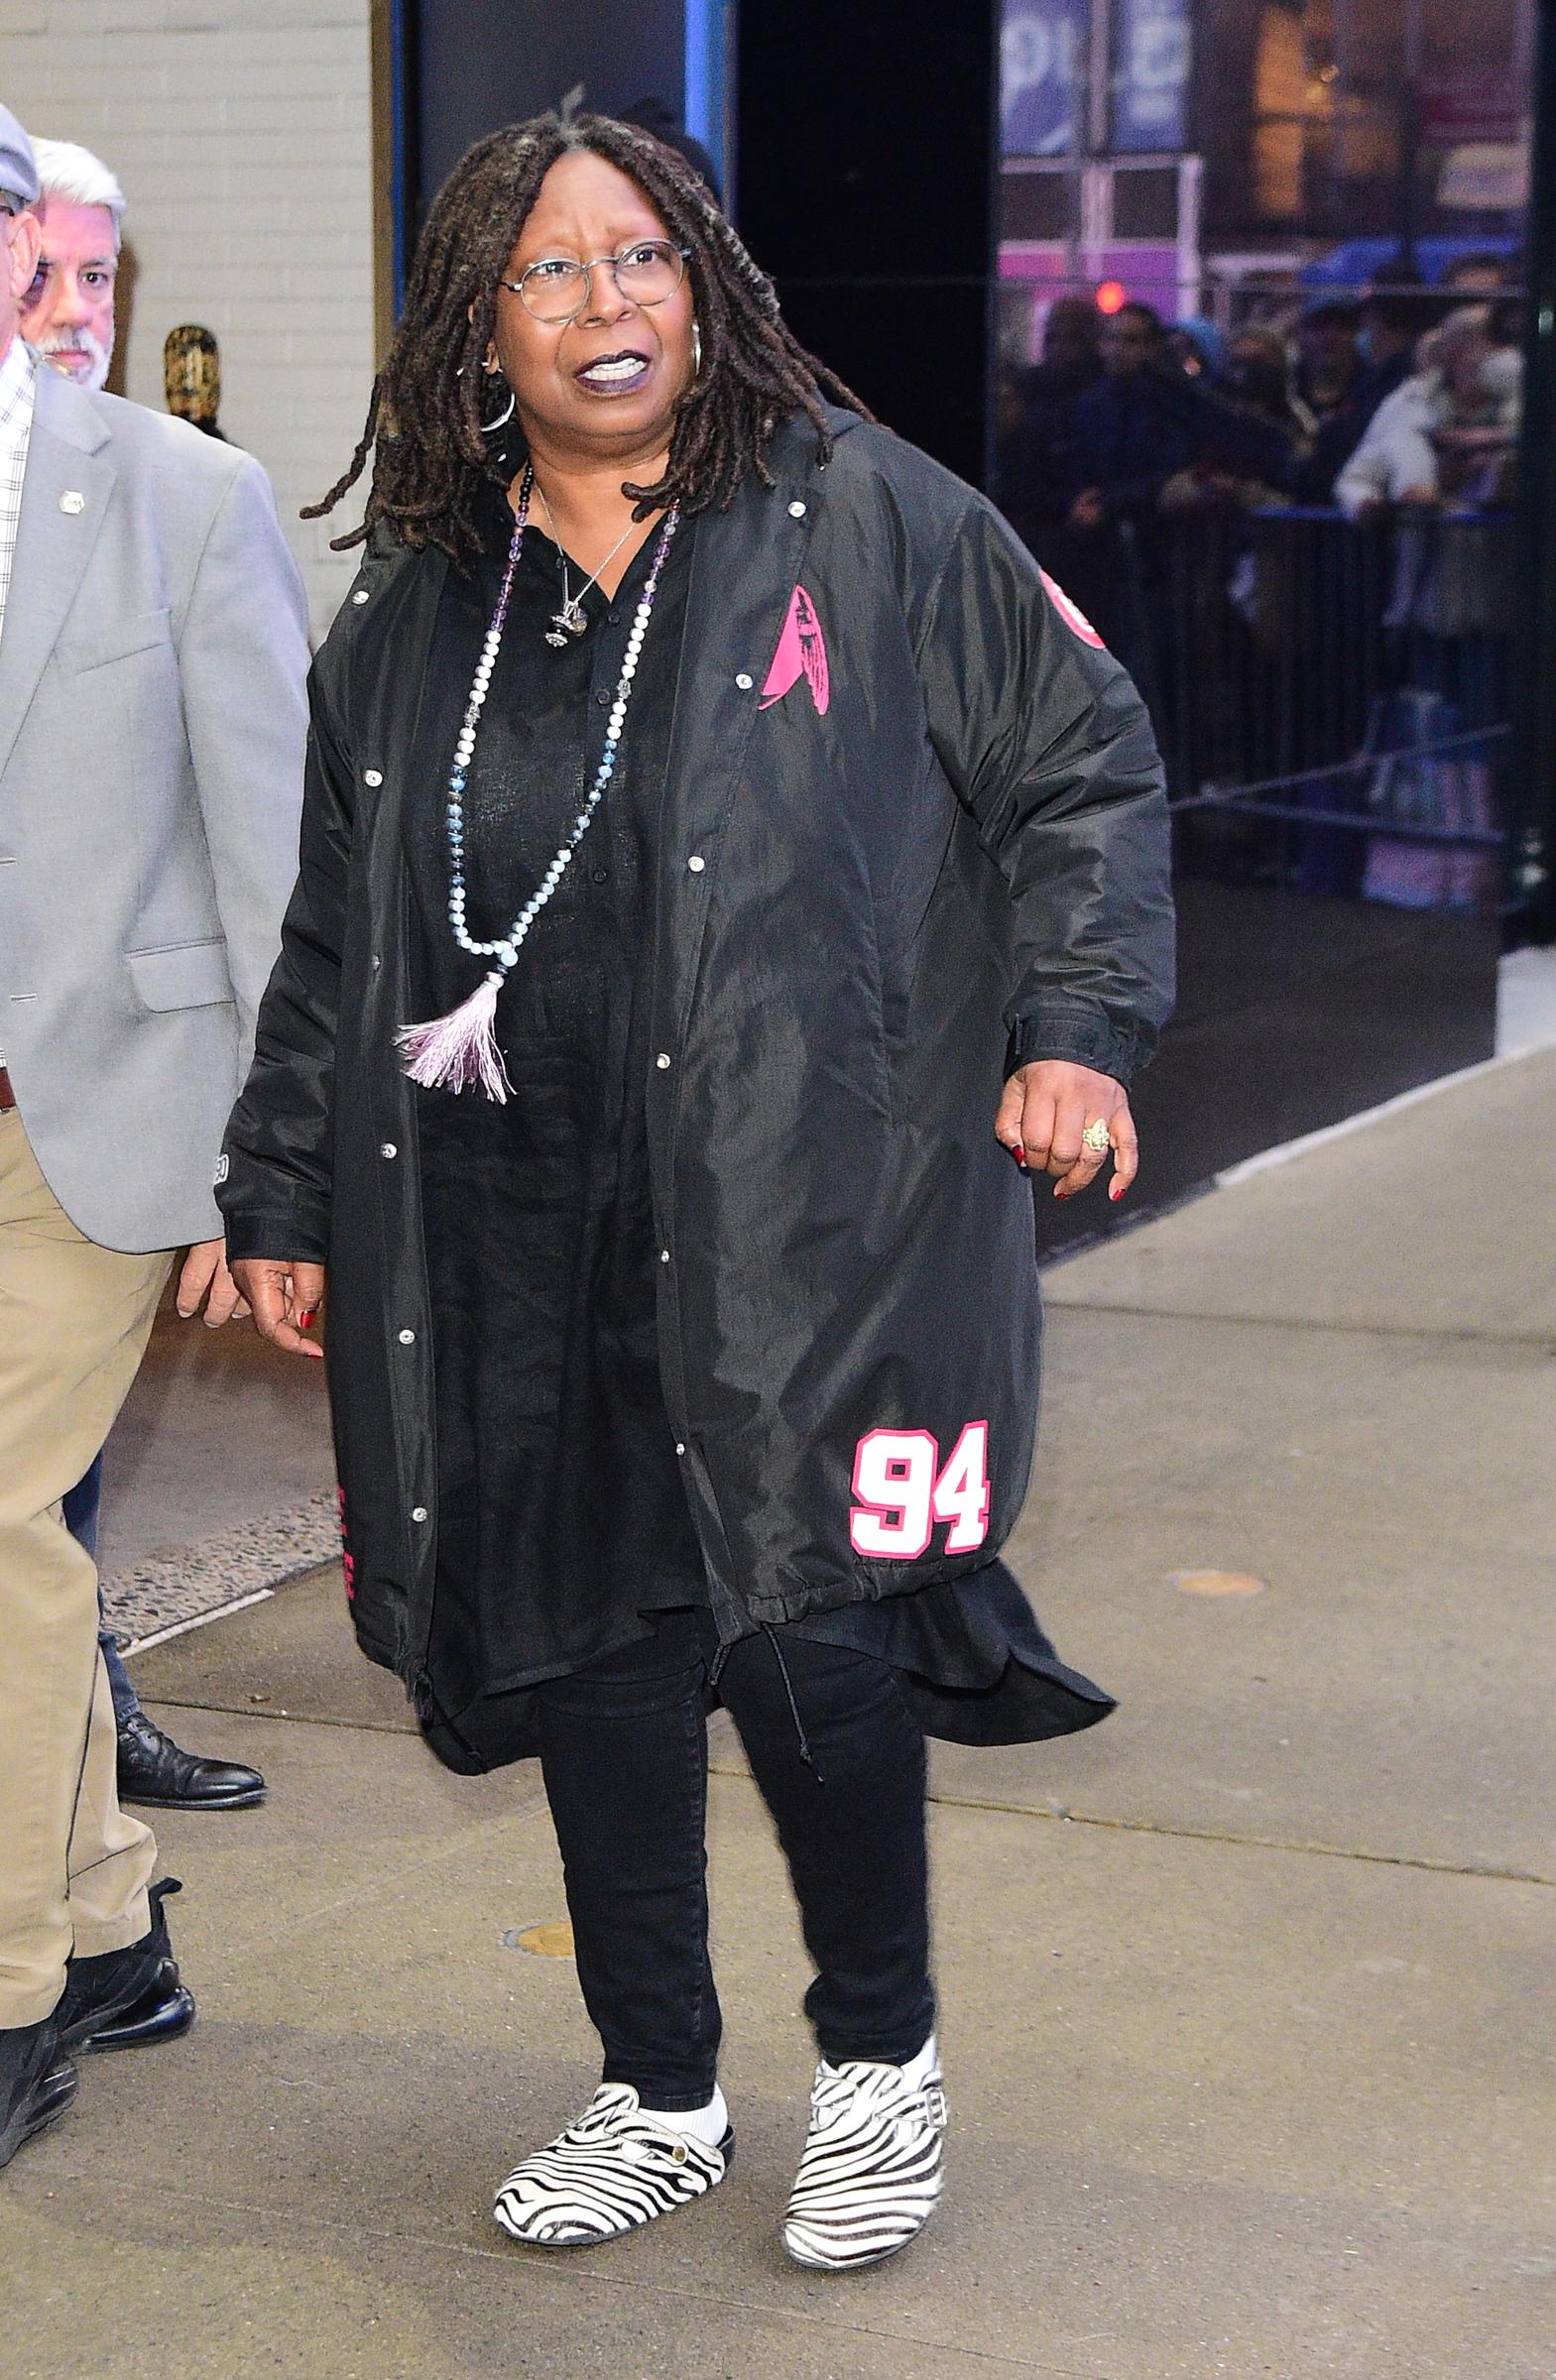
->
[297,1308,317,1329]
[1109,1183,1125,1203]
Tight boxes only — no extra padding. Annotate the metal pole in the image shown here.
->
[1510,0,1556,937]
[1396,0,1423,271]
[1331,0,1353,238]
[1088,0,1113,154]
[1176,151,1203,318]
[1063,0,1091,288]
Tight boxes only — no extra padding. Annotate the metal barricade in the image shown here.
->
[1104,507,1512,917]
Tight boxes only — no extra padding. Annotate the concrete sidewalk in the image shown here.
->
[5,1053,1554,2380]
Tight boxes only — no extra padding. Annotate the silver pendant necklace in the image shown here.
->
[532,480,636,648]
[394,463,681,1102]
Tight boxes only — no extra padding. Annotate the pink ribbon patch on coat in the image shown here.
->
[760,584,830,715]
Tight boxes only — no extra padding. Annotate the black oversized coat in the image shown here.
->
[220,410,1174,1738]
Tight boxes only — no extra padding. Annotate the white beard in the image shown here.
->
[38,325,114,394]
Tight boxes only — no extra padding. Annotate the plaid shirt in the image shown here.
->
[0,332,37,654]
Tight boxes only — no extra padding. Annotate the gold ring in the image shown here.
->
[1080,1119,1111,1156]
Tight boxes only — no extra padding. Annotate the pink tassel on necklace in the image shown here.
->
[396,969,513,1101]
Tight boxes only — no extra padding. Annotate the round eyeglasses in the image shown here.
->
[499,239,691,325]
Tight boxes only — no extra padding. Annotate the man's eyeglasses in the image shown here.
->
[499,239,691,326]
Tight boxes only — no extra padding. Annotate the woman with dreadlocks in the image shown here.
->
[222,113,1172,2268]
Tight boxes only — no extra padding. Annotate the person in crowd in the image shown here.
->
[1335,305,1519,520]
[1355,280,1439,417]
[1297,278,1442,500]
[221,110,1173,2270]
[1211,317,1357,887]
[1487,288,1526,356]
[0,103,307,2171]
[17,137,119,392]
[1067,301,1292,525]
[1443,249,1514,297]
[1160,321,1310,519]
[22,135,267,1815]
[1222,323,1313,448]
[1065,301,1198,532]
[1064,299,1293,708]
[1335,305,1519,911]
[1289,299,1360,502]
[1167,314,1228,383]
[993,291,1103,575]
[1294,297,1361,393]
[1027,289,1104,400]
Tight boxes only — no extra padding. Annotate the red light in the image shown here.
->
[1096,280,1128,315]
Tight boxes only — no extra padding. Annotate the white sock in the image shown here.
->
[900,2034,939,2089]
[825,2034,939,2087]
[640,2083,728,2147]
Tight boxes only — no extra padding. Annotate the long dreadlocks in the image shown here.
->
[307,111,873,560]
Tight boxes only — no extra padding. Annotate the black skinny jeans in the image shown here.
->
[536,1608,935,2109]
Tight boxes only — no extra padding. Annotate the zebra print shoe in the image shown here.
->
[782,2049,947,2271]
[492,2082,734,2250]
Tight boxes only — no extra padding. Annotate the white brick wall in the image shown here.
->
[2,0,375,639]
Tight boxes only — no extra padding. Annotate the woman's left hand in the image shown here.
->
[996,1061,1138,1204]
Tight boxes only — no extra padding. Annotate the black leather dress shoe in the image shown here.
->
[1,2019,77,2169]
[78,1975,196,2052]
[116,1710,266,1809]
[57,1877,195,2055]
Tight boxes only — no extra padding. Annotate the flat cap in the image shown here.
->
[0,103,40,210]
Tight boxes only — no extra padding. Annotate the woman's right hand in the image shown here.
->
[230,1259,327,1361]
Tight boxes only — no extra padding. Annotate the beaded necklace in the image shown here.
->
[397,464,681,1102]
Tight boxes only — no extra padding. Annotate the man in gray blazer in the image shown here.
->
[24,128,272,1816]
[0,105,308,2168]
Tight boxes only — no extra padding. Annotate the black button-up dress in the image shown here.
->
[406,478,1112,1749]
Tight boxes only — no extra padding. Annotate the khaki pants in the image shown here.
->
[0,1112,173,2029]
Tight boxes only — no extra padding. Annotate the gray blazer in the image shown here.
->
[0,364,308,1252]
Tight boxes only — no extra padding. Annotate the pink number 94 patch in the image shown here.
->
[850,1423,991,1559]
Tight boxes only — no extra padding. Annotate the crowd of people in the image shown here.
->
[996,261,1522,910]
[996,257,1523,573]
